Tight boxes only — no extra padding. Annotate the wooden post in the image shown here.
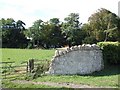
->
[28,59,34,73]
[26,62,28,73]
[4,63,7,79]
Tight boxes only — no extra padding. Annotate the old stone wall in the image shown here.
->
[47,44,104,75]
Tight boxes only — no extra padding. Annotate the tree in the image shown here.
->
[49,18,60,25]
[61,13,84,46]
[88,8,120,42]
[40,18,64,48]
[81,23,97,44]
[16,20,26,30]
[25,19,43,47]
[1,18,28,48]
[25,18,64,48]
[47,18,64,48]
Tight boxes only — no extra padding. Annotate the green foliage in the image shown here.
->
[61,13,84,46]
[97,42,120,65]
[26,61,50,80]
[1,8,120,48]
[82,36,97,44]
[42,20,64,48]
[84,8,120,42]
[25,19,43,47]
[27,42,33,49]
[25,18,64,48]
[1,18,28,48]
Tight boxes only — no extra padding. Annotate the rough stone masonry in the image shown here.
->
[47,44,104,75]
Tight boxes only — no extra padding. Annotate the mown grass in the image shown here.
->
[1,48,120,88]
[33,75,118,87]
[1,48,55,65]
[33,65,120,88]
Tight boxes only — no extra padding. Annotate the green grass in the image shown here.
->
[33,75,118,87]
[2,80,61,88]
[1,48,120,88]
[33,65,120,88]
[1,48,55,65]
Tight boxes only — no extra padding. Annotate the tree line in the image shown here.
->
[1,8,120,49]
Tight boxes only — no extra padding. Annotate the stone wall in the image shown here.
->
[47,44,104,75]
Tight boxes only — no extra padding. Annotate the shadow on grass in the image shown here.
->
[86,65,120,77]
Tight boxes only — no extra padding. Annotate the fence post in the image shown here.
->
[28,59,34,73]
[26,62,28,73]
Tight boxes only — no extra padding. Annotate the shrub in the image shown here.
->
[27,43,33,49]
[25,59,50,80]
[97,42,120,65]
[82,36,97,44]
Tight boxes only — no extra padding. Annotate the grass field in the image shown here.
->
[2,48,55,65]
[1,48,120,88]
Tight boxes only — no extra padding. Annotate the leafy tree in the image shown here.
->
[88,8,120,42]
[47,18,64,48]
[39,18,64,48]
[61,13,84,46]
[25,18,64,48]
[49,18,60,25]
[25,19,43,47]
[16,20,26,30]
[1,18,28,48]
[81,23,98,44]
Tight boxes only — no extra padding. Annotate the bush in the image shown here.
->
[82,36,97,44]
[27,43,33,49]
[25,59,50,80]
[97,42,120,65]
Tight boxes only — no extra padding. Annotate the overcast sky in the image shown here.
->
[0,0,119,28]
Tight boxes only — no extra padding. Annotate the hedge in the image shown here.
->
[97,42,120,65]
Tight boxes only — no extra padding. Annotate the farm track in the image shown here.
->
[11,80,93,88]
[11,80,118,89]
